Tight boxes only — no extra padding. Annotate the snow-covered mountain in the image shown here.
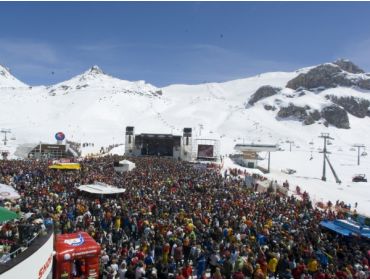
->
[1,59,370,215]
[0,64,28,88]
[46,65,162,96]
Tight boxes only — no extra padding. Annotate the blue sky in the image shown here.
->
[1,2,370,86]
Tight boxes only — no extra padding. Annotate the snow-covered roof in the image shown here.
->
[235,144,279,152]
[77,182,125,195]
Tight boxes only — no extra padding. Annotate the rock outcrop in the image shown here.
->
[264,105,276,111]
[333,59,365,74]
[277,103,321,125]
[248,86,281,105]
[304,110,321,125]
[286,61,370,91]
[277,103,308,121]
[286,64,352,90]
[327,95,370,118]
[357,79,370,90]
[321,105,350,129]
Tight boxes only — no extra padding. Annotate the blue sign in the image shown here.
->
[63,233,85,246]
[55,132,65,141]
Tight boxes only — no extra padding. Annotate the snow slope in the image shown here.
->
[0,65,28,88]
[1,63,370,215]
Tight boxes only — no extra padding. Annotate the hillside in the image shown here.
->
[1,59,370,215]
[0,65,28,88]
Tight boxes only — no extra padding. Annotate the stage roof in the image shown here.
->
[77,182,125,195]
[235,144,279,152]
[136,133,181,138]
[320,219,370,239]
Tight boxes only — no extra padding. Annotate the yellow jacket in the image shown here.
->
[308,259,318,272]
[268,257,278,273]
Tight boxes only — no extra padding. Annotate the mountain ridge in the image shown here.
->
[0,59,369,147]
[46,65,161,97]
[2,59,368,90]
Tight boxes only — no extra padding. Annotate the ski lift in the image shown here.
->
[361,151,367,156]
[350,147,356,151]
[10,137,16,140]
[309,152,313,160]
[327,140,332,145]
[309,141,314,145]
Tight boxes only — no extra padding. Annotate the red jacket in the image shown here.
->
[182,266,192,279]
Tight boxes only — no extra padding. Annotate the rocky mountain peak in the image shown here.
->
[333,59,365,74]
[86,65,104,75]
[76,65,107,83]
[286,60,370,91]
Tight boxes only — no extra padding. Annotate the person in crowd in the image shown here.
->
[0,155,368,279]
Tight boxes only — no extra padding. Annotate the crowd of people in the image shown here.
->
[0,156,369,278]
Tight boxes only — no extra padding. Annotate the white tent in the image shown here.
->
[114,160,136,173]
[0,184,20,200]
[77,182,126,195]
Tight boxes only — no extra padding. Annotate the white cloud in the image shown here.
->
[0,38,304,86]
[75,42,134,52]
[0,38,59,64]
[0,38,87,85]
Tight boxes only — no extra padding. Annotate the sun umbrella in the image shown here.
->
[0,183,20,200]
[0,207,18,223]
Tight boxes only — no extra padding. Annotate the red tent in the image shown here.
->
[54,232,101,279]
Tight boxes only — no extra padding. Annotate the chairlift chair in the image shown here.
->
[352,174,367,182]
